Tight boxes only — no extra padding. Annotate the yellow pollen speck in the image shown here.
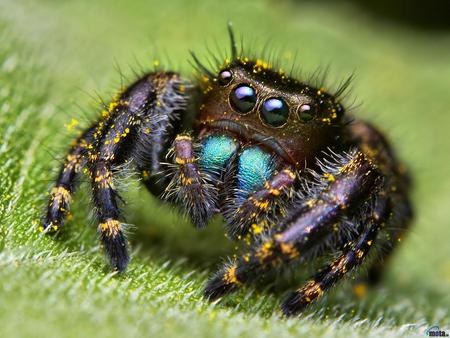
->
[254,59,272,70]
[283,169,296,179]
[64,119,79,132]
[353,283,368,299]
[323,173,335,182]
[251,223,263,234]
[306,199,316,208]
[108,101,119,112]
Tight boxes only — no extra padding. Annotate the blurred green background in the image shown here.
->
[0,0,449,337]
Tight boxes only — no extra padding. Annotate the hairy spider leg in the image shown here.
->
[135,77,191,196]
[163,134,222,228]
[204,151,382,300]
[163,133,241,227]
[43,72,189,271]
[42,81,138,233]
[90,72,189,271]
[223,167,297,238]
[42,124,97,232]
[281,191,389,315]
[89,100,137,272]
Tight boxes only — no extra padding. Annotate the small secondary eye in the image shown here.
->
[230,84,257,114]
[298,103,315,122]
[218,69,233,86]
[260,97,289,127]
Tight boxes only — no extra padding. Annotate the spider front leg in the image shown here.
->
[205,150,383,307]
[163,134,224,228]
[43,72,190,271]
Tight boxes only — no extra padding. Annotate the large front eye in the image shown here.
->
[230,84,257,114]
[260,97,289,127]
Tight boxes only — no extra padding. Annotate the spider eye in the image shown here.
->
[230,84,257,114]
[218,69,233,86]
[298,103,315,122]
[260,97,289,127]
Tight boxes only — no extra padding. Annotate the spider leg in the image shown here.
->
[366,193,412,284]
[281,192,389,315]
[42,124,96,232]
[90,73,190,271]
[223,168,296,238]
[43,72,190,271]
[88,99,144,271]
[204,150,382,300]
[163,134,220,228]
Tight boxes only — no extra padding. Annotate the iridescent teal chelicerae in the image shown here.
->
[237,146,275,199]
[200,135,237,171]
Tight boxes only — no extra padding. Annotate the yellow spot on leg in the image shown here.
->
[279,242,300,259]
[255,241,274,261]
[224,265,240,285]
[99,219,121,236]
[299,280,324,300]
[50,186,71,203]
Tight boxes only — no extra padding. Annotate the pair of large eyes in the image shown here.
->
[219,70,316,126]
[229,83,315,127]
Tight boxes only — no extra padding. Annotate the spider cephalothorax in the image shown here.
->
[197,58,345,166]
[42,25,412,315]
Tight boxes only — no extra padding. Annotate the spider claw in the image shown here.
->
[204,276,235,301]
[99,223,130,272]
[204,264,240,300]
[280,290,309,316]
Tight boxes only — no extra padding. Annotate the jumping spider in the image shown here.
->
[43,25,412,315]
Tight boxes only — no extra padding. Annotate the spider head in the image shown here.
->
[196,59,346,167]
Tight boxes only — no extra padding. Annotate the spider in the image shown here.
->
[42,25,413,315]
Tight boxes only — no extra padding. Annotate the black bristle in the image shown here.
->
[227,21,237,59]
